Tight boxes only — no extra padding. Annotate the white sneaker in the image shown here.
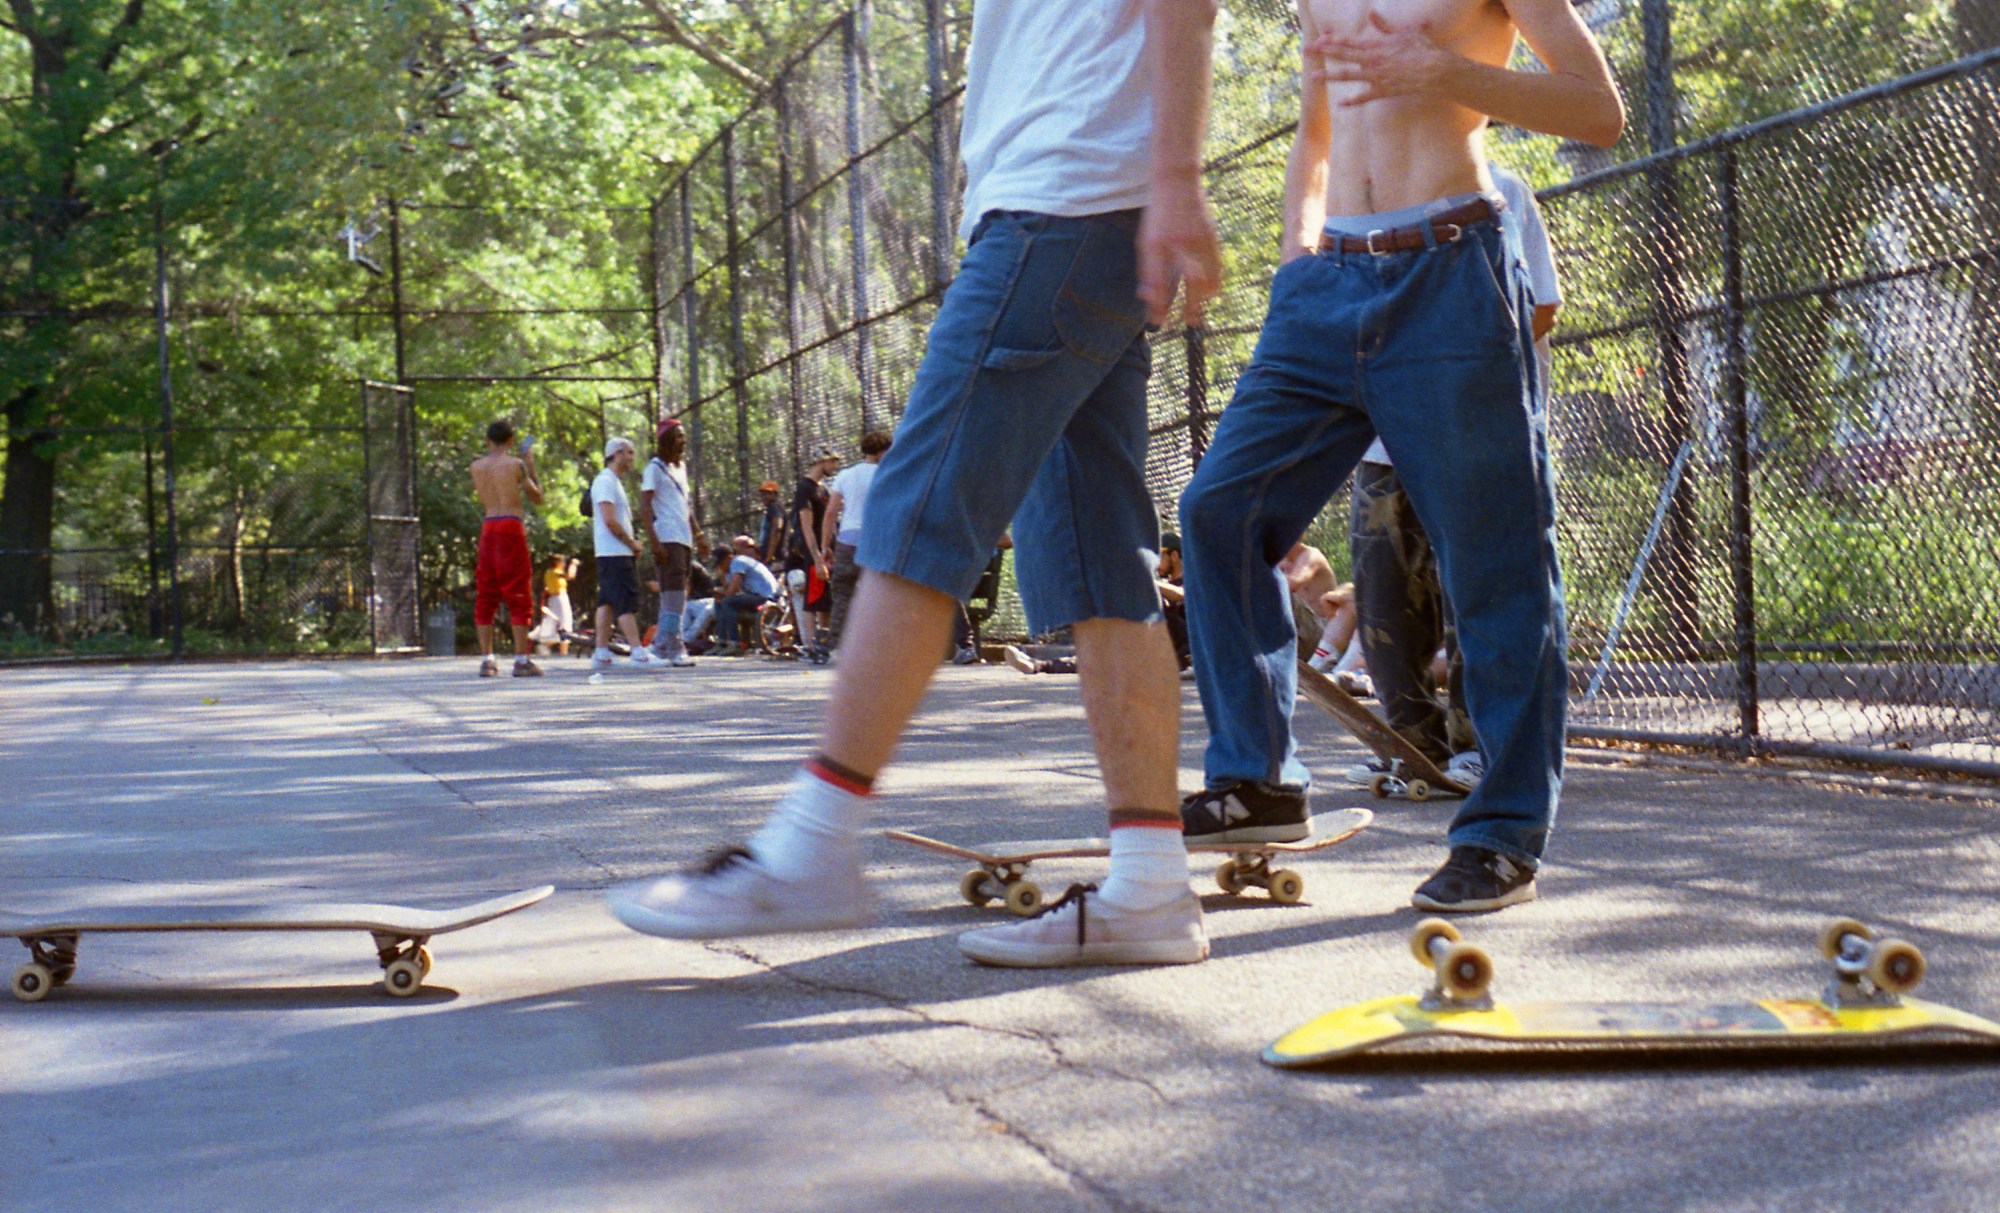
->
[591,647,617,668]
[1345,755,1395,787]
[663,651,696,668]
[606,846,872,939]
[1444,750,1486,787]
[957,885,1207,967]
[627,648,665,668]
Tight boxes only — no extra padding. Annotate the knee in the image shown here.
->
[1177,474,1236,549]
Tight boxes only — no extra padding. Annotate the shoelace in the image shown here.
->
[1039,882,1098,947]
[692,846,756,877]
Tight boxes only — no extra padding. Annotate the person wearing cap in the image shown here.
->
[754,481,786,567]
[592,437,664,668]
[640,417,701,667]
[785,445,841,661]
[605,0,1225,968]
[713,535,782,656]
[1157,531,1189,671]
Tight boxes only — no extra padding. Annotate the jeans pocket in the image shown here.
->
[980,345,1064,372]
[1053,218,1146,364]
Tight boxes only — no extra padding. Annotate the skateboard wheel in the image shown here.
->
[1867,938,1925,994]
[1214,861,1245,895]
[1004,881,1042,917]
[12,963,52,1002]
[1404,779,1431,802]
[1410,917,1462,967]
[383,958,425,997]
[1369,774,1394,799]
[1437,942,1494,1000]
[416,946,433,978]
[960,870,995,907]
[1820,917,1872,961]
[1267,869,1305,905]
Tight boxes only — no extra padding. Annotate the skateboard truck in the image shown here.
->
[1411,918,1496,1011]
[1818,918,1925,1010]
[1369,760,1432,803]
[372,932,435,998]
[960,865,1044,917]
[12,933,79,1001]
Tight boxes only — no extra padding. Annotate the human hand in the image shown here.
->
[1306,12,1452,106]
[1137,174,1223,327]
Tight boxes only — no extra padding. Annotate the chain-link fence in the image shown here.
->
[647,0,1999,778]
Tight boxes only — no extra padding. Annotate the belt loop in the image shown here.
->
[1420,215,1438,251]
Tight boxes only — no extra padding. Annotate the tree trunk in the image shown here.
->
[0,387,57,633]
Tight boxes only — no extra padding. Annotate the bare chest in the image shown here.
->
[1304,0,1511,56]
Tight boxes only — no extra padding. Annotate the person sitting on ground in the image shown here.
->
[592,437,665,668]
[713,536,782,657]
[821,429,892,653]
[529,554,578,655]
[469,418,545,678]
[1276,542,1366,686]
[682,546,732,656]
[1002,643,1080,676]
[1157,532,1189,671]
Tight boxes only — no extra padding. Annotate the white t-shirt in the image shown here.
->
[591,466,634,558]
[828,462,879,545]
[1362,166,1560,467]
[957,0,1153,239]
[640,457,693,546]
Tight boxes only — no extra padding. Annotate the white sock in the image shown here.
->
[749,765,872,880]
[1096,824,1191,910]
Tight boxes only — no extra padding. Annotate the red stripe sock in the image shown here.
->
[805,755,874,797]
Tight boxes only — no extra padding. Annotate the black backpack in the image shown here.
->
[581,477,595,520]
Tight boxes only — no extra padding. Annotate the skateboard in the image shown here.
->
[1295,661,1469,801]
[4,885,554,1002]
[886,807,1373,917]
[1263,916,2000,1066]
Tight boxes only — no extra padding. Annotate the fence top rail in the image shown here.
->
[1540,43,2000,201]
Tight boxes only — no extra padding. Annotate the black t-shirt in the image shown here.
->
[787,476,830,568]
[757,500,785,561]
[687,560,715,600]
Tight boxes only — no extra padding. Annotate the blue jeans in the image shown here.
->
[716,593,769,644]
[857,210,1162,633]
[1178,218,1566,864]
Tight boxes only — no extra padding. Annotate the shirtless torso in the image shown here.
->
[1285,0,1623,248]
[470,452,539,518]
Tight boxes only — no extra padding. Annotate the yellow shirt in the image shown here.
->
[544,569,568,597]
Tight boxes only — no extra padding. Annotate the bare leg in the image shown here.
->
[1072,617,1181,824]
[595,604,613,648]
[618,613,644,647]
[476,624,495,657]
[510,623,532,655]
[820,571,959,776]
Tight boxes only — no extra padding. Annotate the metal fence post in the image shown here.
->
[1640,0,1700,661]
[648,195,666,423]
[1186,325,1210,468]
[779,76,805,471]
[154,154,183,657]
[680,179,702,516]
[1718,148,1759,750]
[723,126,752,514]
[389,199,408,386]
[845,9,876,435]
[925,0,953,291]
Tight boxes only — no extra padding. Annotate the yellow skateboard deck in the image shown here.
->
[1265,916,2000,1066]
[887,808,1372,916]
[1264,994,2000,1066]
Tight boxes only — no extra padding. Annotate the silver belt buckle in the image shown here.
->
[1365,228,1391,256]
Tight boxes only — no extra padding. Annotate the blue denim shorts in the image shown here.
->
[857,209,1164,632]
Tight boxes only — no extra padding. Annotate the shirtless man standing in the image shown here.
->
[470,418,546,677]
[1177,0,1622,911]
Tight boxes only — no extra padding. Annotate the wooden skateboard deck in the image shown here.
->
[1265,916,2000,1066]
[4,885,554,1001]
[1295,661,1469,800]
[886,808,1372,916]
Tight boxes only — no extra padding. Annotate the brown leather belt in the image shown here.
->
[1316,197,1499,255]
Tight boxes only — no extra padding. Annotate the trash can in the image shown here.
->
[425,605,458,657]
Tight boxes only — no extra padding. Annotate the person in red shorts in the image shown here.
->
[470,418,546,677]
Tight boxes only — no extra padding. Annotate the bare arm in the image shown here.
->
[639,488,659,541]
[1136,0,1223,325]
[796,504,824,567]
[821,490,845,556]
[1311,0,1625,149]
[1281,1,1332,263]
[519,451,544,506]
[598,500,640,552]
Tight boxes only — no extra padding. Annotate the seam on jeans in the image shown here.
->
[1232,377,1352,787]
[885,223,1042,578]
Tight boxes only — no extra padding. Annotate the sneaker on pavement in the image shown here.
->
[591,648,617,668]
[951,646,979,665]
[1179,781,1310,844]
[1335,669,1374,698]
[958,884,1207,967]
[1344,755,1395,787]
[479,656,500,678]
[1411,845,1537,912]
[1001,644,1040,675]
[628,648,665,668]
[606,846,872,939]
[663,651,697,668]
[512,657,544,677]
[1444,750,1485,787]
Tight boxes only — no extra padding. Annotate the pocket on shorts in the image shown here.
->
[1053,217,1146,364]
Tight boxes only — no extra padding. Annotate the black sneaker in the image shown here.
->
[1179,782,1310,844]
[1411,846,1537,912]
